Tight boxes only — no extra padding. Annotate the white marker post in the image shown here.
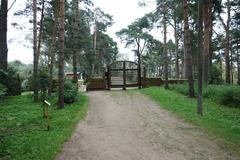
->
[43,100,51,131]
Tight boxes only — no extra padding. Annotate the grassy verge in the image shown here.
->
[141,87,240,154]
[0,94,88,160]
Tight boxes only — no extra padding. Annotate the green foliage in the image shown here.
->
[203,85,240,107]
[27,66,50,100]
[169,83,190,96]
[0,83,7,97]
[116,17,153,49]
[38,67,50,102]
[0,94,88,160]
[209,64,223,84]
[64,80,79,104]
[8,60,32,81]
[0,68,21,96]
[169,83,240,108]
[141,87,240,155]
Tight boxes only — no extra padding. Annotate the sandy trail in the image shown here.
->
[56,91,239,160]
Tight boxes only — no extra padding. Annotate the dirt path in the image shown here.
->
[56,91,239,160]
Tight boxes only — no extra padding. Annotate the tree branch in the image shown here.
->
[8,0,17,12]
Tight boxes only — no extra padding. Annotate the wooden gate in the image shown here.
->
[107,61,140,90]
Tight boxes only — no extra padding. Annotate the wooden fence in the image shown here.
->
[87,78,106,91]
[86,77,188,91]
[142,78,188,87]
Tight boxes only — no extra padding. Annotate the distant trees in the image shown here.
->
[116,16,153,88]
[10,0,118,107]
[133,0,239,90]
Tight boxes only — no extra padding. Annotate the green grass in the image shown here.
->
[141,87,240,155]
[0,94,88,160]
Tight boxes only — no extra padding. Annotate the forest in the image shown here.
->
[0,0,240,159]
[1,0,240,108]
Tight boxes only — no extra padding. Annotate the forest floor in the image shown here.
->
[56,90,239,160]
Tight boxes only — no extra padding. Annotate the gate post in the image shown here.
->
[123,61,126,90]
[138,60,142,89]
[107,66,111,90]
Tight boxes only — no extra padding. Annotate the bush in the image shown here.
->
[0,68,21,96]
[64,80,79,104]
[209,64,223,84]
[170,83,240,108]
[169,83,191,96]
[202,85,240,107]
[0,83,7,97]
[38,67,49,101]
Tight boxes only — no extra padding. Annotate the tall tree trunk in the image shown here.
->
[237,39,240,85]
[137,40,142,89]
[208,2,214,77]
[58,0,65,109]
[0,0,8,71]
[230,43,234,84]
[203,0,212,86]
[220,53,223,81]
[220,0,231,84]
[163,4,169,89]
[183,0,194,97]
[197,0,203,115]
[48,0,58,97]
[225,5,231,84]
[33,0,39,102]
[174,15,179,79]
[36,0,45,62]
[72,0,79,84]
[92,24,97,76]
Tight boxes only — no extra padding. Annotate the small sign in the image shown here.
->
[44,100,51,106]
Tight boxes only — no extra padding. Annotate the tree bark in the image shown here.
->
[174,15,179,79]
[230,42,234,84]
[219,0,231,84]
[237,40,240,85]
[208,2,214,77]
[183,0,194,97]
[137,39,142,89]
[163,3,169,89]
[72,0,80,84]
[33,0,39,102]
[220,53,223,81]
[197,0,203,115]
[203,0,212,86]
[48,0,58,97]
[58,0,65,109]
[0,0,8,71]
[36,0,45,63]
[225,4,231,84]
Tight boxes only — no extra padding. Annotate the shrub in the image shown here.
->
[27,66,50,101]
[64,80,79,104]
[38,67,49,101]
[0,68,21,96]
[0,83,7,97]
[209,64,223,85]
[170,83,240,108]
[169,83,190,96]
[216,86,240,107]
